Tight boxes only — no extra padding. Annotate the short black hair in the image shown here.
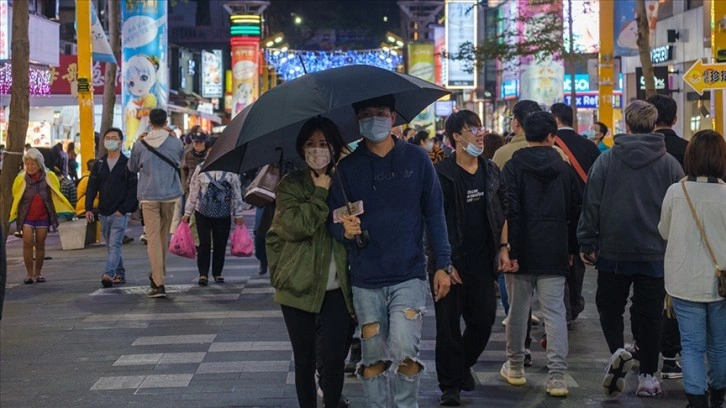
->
[594,121,608,136]
[523,111,557,143]
[512,100,542,124]
[444,109,481,149]
[103,127,124,140]
[295,117,348,171]
[646,94,677,127]
[403,127,416,137]
[412,130,429,146]
[352,94,395,114]
[149,109,167,127]
[550,103,573,127]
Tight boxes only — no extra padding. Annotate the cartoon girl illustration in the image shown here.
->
[124,54,159,148]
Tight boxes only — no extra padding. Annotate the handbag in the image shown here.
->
[681,180,726,298]
[244,163,281,207]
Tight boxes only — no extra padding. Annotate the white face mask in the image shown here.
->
[104,140,121,151]
[304,147,331,170]
[425,141,434,152]
[359,117,391,143]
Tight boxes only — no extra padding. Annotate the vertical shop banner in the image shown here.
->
[433,26,445,86]
[614,0,659,57]
[445,0,477,89]
[0,0,8,60]
[121,0,168,148]
[408,43,436,136]
[518,0,563,105]
[230,39,260,117]
[90,3,116,63]
[201,50,223,98]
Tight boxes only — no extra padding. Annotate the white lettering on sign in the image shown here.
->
[640,75,667,90]
[650,45,673,64]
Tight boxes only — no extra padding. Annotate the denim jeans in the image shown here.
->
[352,278,428,408]
[672,297,726,395]
[99,213,128,279]
[498,273,509,315]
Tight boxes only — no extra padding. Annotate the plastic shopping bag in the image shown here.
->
[230,224,254,257]
[169,222,196,259]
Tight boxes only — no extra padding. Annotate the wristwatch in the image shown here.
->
[499,242,511,251]
[443,264,454,275]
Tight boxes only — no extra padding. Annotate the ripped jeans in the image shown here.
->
[352,278,428,408]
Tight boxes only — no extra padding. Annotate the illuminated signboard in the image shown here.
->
[445,0,477,89]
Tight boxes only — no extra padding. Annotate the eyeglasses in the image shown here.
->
[463,126,485,135]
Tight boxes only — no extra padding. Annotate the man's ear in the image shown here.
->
[673,116,678,127]
[390,111,397,124]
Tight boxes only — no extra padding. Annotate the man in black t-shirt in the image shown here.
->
[429,110,508,406]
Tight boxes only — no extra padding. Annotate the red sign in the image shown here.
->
[49,55,122,95]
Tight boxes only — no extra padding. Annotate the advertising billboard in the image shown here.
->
[408,43,436,135]
[230,38,259,117]
[445,0,477,89]
[201,50,223,98]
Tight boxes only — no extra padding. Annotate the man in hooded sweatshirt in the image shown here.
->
[577,100,684,398]
[499,111,581,398]
[128,109,184,298]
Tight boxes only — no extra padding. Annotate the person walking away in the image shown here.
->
[499,112,580,397]
[182,137,244,285]
[85,128,138,287]
[267,117,355,408]
[658,129,726,408]
[577,100,684,398]
[329,94,453,407]
[128,109,184,298]
[432,110,508,405]
[550,102,600,322]
[10,148,74,284]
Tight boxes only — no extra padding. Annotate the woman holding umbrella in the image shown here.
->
[266,117,355,408]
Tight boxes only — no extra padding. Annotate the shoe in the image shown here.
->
[524,349,532,367]
[661,358,682,379]
[570,296,585,321]
[122,235,134,245]
[35,276,46,283]
[112,275,126,285]
[258,266,267,275]
[147,286,166,298]
[501,316,508,327]
[14,231,22,238]
[546,374,569,397]
[709,387,725,408]
[139,234,147,245]
[213,275,224,283]
[439,388,461,406]
[686,393,710,408]
[531,314,540,325]
[462,367,476,392]
[540,334,547,349]
[23,277,33,284]
[198,276,208,286]
[625,342,640,363]
[500,361,526,386]
[602,348,633,398]
[101,274,113,288]
[149,275,158,289]
[636,373,662,397]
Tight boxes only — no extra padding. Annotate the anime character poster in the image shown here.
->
[614,0,659,57]
[121,0,168,149]
[230,38,260,118]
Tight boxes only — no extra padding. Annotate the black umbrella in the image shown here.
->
[203,64,450,173]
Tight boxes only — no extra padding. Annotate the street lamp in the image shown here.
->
[262,32,285,48]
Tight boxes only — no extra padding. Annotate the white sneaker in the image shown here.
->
[636,373,662,397]
[140,233,148,245]
[502,316,509,326]
[546,374,569,397]
[500,361,526,386]
[602,348,633,398]
[531,314,540,325]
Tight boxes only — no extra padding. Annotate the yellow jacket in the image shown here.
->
[75,170,99,216]
[10,170,75,227]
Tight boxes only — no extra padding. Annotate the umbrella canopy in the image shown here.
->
[204,64,450,173]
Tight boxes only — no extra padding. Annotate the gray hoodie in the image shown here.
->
[577,133,684,262]
[128,130,184,201]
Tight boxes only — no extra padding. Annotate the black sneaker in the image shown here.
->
[440,388,461,406]
[147,286,166,298]
[149,276,158,289]
[462,368,476,391]
[258,266,267,275]
[122,235,134,245]
[524,349,532,367]
[661,359,683,379]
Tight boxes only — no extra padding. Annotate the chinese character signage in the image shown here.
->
[201,50,223,98]
[48,55,122,95]
[445,0,477,89]
[230,38,259,117]
[121,0,168,148]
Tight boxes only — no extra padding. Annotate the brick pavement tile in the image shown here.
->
[196,361,247,374]
[113,353,164,366]
[90,375,145,390]
[138,374,194,388]
[241,361,290,373]
[157,352,206,364]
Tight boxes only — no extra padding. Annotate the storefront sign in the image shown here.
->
[500,79,518,99]
[636,66,669,99]
[26,121,52,147]
[48,55,122,95]
[650,45,673,64]
[445,0,477,89]
[201,50,223,98]
[564,93,623,109]
[230,38,259,117]
[433,26,445,87]
[683,59,726,95]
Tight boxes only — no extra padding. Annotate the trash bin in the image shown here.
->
[58,219,88,250]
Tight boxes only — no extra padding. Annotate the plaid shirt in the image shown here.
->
[59,176,77,208]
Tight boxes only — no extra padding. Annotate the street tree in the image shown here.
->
[636,0,656,98]
[99,0,120,158]
[1,0,30,239]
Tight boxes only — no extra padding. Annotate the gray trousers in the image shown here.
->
[505,273,568,376]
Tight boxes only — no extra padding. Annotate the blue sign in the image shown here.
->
[564,93,623,109]
[501,79,518,99]
[563,74,624,92]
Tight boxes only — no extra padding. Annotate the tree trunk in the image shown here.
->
[1,0,30,239]
[636,0,655,98]
[567,0,578,130]
[99,0,120,158]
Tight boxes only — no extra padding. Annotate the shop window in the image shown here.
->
[686,0,704,9]
[690,115,700,133]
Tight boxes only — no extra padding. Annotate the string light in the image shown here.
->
[264,48,403,81]
[0,63,52,96]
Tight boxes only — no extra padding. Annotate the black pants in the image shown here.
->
[254,204,274,269]
[565,255,586,320]
[429,269,497,391]
[281,290,353,408]
[596,271,665,375]
[631,304,682,359]
[194,211,231,277]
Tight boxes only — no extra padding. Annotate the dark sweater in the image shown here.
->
[329,137,451,289]
[655,128,688,169]
[86,154,138,216]
[554,128,601,185]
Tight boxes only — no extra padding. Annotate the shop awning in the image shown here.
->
[167,103,222,124]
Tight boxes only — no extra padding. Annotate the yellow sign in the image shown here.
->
[683,59,726,95]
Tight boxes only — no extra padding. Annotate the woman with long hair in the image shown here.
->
[10,148,74,284]
[658,129,726,408]
[266,117,355,408]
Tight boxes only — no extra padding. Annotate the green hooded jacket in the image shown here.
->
[266,169,354,316]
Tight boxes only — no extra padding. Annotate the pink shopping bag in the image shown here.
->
[169,222,196,259]
[230,224,254,257]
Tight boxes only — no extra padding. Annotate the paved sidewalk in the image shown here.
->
[1,215,687,407]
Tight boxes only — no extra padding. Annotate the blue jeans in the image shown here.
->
[352,278,428,408]
[672,297,726,395]
[99,213,128,279]
[499,273,509,315]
